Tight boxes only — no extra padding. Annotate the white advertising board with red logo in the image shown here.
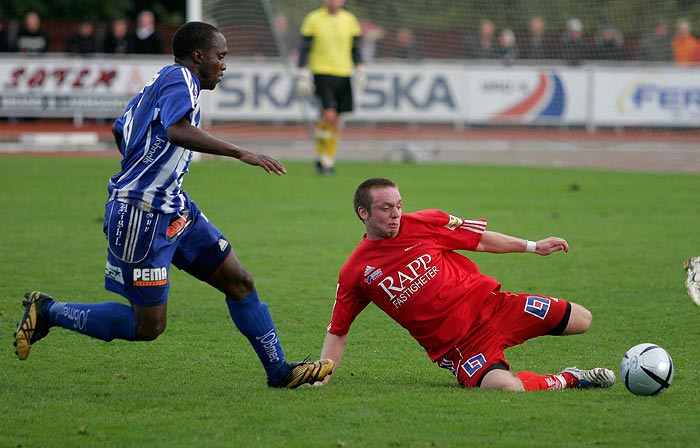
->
[0,56,697,128]
[0,56,167,118]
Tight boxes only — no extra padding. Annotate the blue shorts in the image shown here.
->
[103,195,232,306]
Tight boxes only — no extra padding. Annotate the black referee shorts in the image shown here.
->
[313,74,354,113]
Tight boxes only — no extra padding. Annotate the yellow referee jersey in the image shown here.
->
[300,7,361,77]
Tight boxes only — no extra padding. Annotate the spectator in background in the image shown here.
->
[129,10,163,54]
[498,28,517,65]
[271,13,300,59]
[560,18,589,66]
[593,22,627,61]
[359,20,385,63]
[672,18,700,65]
[0,17,9,52]
[637,17,673,62]
[65,18,97,55]
[14,11,49,54]
[520,16,555,60]
[464,19,499,59]
[388,27,424,60]
[103,17,129,55]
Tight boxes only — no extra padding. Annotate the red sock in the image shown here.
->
[516,371,574,391]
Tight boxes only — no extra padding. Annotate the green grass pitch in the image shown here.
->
[1,155,698,447]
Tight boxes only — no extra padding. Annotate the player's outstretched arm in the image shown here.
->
[476,231,569,255]
[166,117,287,175]
[314,332,348,386]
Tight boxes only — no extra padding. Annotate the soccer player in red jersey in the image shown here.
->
[316,178,615,391]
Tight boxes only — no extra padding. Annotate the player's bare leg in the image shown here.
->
[132,303,168,341]
[480,369,525,391]
[561,302,592,335]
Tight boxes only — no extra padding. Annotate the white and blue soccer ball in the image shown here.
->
[620,343,674,396]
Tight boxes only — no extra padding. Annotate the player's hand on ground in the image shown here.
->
[312,374,332,387]
[535,237,569,255]
[239,151,287,175]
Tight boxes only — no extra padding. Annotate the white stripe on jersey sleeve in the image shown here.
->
[460,219,487,234]
[180,67,197,108]
[191,102,201,126]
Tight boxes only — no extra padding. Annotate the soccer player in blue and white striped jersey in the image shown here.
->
[15,21,333,388]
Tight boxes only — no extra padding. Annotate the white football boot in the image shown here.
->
[561,367,615,388]
[684,257,700,306]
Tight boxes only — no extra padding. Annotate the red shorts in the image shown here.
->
[437,290,571,388]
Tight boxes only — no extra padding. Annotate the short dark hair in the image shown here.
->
[172,21,221,60]
[353,178,397,221]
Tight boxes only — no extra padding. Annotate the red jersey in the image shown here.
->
[328,209,501,361]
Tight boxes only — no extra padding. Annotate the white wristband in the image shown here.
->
[525,240,537,253]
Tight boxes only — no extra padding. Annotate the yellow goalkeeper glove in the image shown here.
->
[295,69,314,97]
[352,67,367,91]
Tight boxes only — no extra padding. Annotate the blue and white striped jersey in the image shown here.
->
[109,65,201,213]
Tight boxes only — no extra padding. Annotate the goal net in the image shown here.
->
[193,0,700,171]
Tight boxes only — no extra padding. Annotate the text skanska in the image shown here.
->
[218,72,456,111]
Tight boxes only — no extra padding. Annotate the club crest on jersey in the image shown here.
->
[167,212,191,241]
[365,268,383,285]
[444,215,464,231]
[524,296,551,319]
[461,353,487,377]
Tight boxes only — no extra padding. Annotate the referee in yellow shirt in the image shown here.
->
[296,0,366,175]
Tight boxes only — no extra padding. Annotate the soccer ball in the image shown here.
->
[620,343,674,396]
